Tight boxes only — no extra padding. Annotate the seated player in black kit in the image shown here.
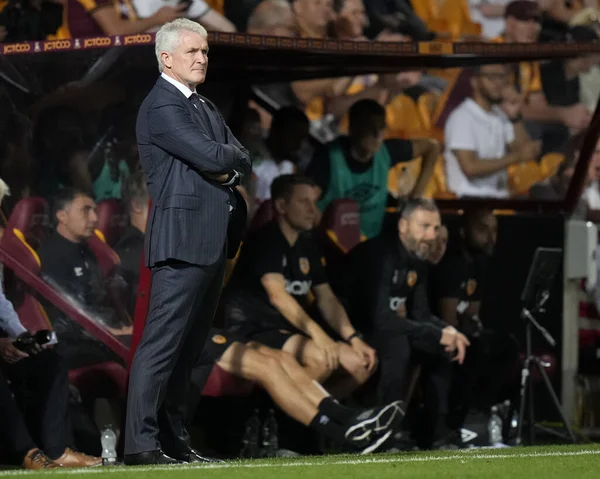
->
[191,327,402,454]
[37,188,132,369]
[430,208,519,444]
[224,174,378,398]
[344,199,470,449]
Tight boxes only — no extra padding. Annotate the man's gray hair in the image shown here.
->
[247,0,292,31]
[155,19,208,72]
[400,198,439,220]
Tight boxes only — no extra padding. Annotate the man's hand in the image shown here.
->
[204,172,230,183]
[561,103,592,131]
[349,337,378,373]
[439,326,458,348]
[108,325,133,336]
[0,338,29,364]
[312,331,340,372]
[447,332,470,365]
[439,326,470,365]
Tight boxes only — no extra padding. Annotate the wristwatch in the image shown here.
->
[345,331,364,343]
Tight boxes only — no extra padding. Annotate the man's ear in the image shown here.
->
[274,197,286,216]
[398,217,407,235]
[161,52,172,70]
[56,210,67,225]
[131,200,143,214]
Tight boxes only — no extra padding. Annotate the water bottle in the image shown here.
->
[101,426,117,465]
[488,406,503,446]
[240,409,261,458]
[261,409,279,457]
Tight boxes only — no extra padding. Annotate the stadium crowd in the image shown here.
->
[2,0,600,470]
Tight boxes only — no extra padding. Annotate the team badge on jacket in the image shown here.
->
[407,270,418,287]
[212,335,227,345]
[299,257,310,275]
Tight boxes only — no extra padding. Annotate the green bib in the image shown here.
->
[318,138,391,239]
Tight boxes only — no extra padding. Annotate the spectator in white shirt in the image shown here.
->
[133,0,235,32]
[468,0,511,39]
[444,64,541,198]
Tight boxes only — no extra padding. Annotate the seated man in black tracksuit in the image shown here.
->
[37,188,132,369]
[430,208,519,445]
[343,198,470,449]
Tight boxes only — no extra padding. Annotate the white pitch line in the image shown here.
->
[1,449,599,476]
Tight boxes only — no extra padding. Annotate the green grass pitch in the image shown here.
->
[1,445,599,478]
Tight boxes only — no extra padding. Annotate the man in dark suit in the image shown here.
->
[124,18,251,465]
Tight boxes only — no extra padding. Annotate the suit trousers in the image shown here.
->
[369,327,452,447]
[446,330,519,430]
[0,349,70,463]
[124,251,226,455]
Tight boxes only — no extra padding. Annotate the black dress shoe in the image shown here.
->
[124,450,185,466]
[175,449,224,463]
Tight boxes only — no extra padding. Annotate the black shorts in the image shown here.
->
[196,328,248,367]
[229,323,307,350]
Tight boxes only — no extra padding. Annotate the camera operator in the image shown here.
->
[430,208,519,444]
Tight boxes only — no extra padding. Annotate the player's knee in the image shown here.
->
[342,353,371,385]
[305,354,334,382]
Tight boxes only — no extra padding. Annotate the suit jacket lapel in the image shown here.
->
[197,95,225,143]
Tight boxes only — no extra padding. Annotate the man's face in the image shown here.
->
[473,65,507,105]
[280,121,310,160]
[240,114,263,146]
[274,7,300,37]
[294,0,335,31]
[339,0,368,38]
[353,128,385,161]
[399,209,441,260]
[57,195,98,242]
[278,184,319,232]
[505,16,540,43]
[464,211,498,256]
[429,225,448,265]
[161,30,209,87]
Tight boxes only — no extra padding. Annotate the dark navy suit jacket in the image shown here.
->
[136,76,251,267]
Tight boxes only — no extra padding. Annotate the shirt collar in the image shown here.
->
[161,72,195,99]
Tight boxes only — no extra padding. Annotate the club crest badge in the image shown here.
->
[407,270,418,287]
[212,335,227,345]
[299,257,310,275]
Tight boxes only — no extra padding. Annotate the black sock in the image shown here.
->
[308,412,348,444]
[318,397,357,423]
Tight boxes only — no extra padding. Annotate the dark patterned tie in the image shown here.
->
[190,93,223,141]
